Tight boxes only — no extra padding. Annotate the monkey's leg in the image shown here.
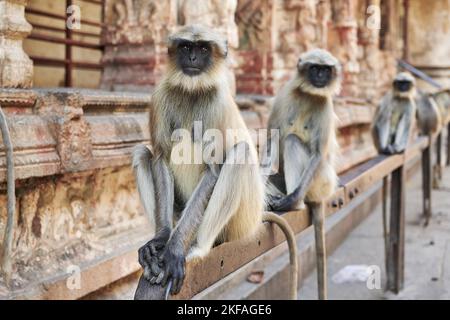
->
[188,141,259,258]
[310,201,327,300]
[159,167,219,295]
[392,109,414,154]
[283,134,308,210]
[269,134,321,211]
[134,166,218,299]
[133,145,174,281]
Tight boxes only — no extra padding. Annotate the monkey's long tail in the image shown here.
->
[262,212,298,300]
[0,105,16,282]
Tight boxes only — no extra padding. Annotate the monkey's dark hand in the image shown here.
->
[159,239,186,295]
[138,227,171,282]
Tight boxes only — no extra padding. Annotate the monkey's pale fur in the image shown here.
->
[372,72,417,153]
[416,90,442,135]
[433,88,450,125]
[268,49,340,203]
[134,25,264,259]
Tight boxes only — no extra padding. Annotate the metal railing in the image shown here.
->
[25,0,104,87]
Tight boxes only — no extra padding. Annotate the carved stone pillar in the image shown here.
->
[235,0,331,95]
[330,0,360,97]
[0,0,33,88]
[100,0,176,92]
[235,0,274,95]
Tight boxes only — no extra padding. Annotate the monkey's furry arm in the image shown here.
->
[159,167,219,295]
[269,134,322,211]
[392,103,415,153]
[372,97,392,153]
[133,145,174,280]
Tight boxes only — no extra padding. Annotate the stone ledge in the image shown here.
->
[1,89,375,183]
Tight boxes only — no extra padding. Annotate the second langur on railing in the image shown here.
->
[262,49,341,300]
[415,89,441,136]
[432,88,450,126]
[372,72,417,155]
[132,25,298,300]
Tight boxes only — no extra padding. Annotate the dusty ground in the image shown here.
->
[300,164,450,300]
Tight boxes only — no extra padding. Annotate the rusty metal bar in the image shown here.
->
[65,0,74,87]
[175,142,428,299]
[435,133,443,187]
[422,142,432,224]
[80,0,104,5]
[447,122,450,166]
[398,60,443,89]
[26,7,104,27]
[28,33,103,50]
[32,22,100,38]
[386,164,406,293]
[29,56,103,70]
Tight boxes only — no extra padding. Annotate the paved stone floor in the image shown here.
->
[299,165,450,300]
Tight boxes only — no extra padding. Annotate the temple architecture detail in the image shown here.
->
[0,0,33,88]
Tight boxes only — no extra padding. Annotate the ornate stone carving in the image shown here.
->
[103,0,174,45]
[236,0,270,50]
[330,0,360,96]
[34,91,93,173]
[235,0,274,95]
[316,0,331,48]
[0,166,146,288]
[101,0,176,91]
[0,0,33,88]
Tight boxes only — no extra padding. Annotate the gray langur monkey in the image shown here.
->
[372,72,417,155]
[430,88,450,186]
[263,49,341,300]
[416,90,441,136]
[132,25,298,300]
[432,88,450,126]
[372,72,417,261]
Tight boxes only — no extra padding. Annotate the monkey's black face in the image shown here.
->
[394,80,412,92]
[306,64,333,88]
[176,41,212,76]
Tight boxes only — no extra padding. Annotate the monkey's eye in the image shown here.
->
[200,45,209,53]
[180,44,191,52]
[310,65,319,73]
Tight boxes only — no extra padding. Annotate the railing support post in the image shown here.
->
[447,122,450,167]
[386,165,405,293]
[422,143,432,224]
[433,133,442,188]
[311,202,327,300]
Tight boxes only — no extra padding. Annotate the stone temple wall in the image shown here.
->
[99,0,407,101]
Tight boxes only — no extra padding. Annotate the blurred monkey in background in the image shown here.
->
[372,72,417,155]
[264,49,341,300]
